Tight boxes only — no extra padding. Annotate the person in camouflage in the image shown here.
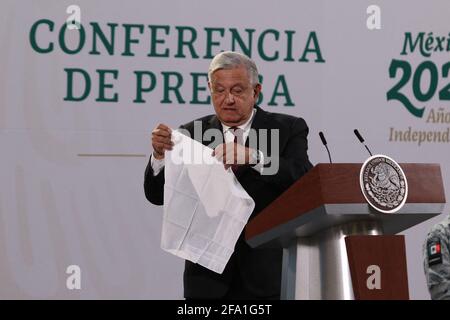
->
[423,215,450,300]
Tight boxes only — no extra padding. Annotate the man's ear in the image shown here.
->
[253,83,262,99]
[208,82,212,91]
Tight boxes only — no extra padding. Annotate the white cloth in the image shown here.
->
[161,130,255,274]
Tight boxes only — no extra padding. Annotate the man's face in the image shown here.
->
[209,66,261,127]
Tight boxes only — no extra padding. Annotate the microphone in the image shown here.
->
[353,129,373,156]
[319,131,333,164]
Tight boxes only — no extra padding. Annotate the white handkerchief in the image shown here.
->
[161,130,255,274]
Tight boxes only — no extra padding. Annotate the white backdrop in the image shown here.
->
[1,0,449,299]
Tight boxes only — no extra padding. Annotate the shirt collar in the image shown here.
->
[221,108,257,133]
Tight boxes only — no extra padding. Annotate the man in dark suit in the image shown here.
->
[144,51,313,299]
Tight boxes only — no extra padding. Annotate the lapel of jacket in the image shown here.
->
[247,105,269,148]
[205,114,224,148]
[239,106,269,176]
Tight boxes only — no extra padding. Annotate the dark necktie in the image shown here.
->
[230,127,244,173]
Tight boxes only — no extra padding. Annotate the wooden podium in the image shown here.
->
[245,163,446,300]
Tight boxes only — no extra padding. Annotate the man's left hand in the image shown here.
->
[212,142,254,169]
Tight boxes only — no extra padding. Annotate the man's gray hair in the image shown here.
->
[208,51,259,86]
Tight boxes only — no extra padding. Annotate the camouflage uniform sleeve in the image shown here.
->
[423,227,450,300]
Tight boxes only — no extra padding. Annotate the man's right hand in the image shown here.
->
[151,123,174,159]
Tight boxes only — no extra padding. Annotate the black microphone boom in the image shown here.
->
[354,129,364,143]
[319,131,332,164]
[353,129,373,156]
[319,131,327,145]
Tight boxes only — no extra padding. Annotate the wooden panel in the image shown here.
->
[402,163,446,203]
[318,163,445,204]
[318,163,363,203]
[246,163,445,240]
[345,235,409,300]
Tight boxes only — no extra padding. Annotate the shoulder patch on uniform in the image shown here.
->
[427,238,443,267]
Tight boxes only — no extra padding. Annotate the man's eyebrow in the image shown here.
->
[213,81,246,86]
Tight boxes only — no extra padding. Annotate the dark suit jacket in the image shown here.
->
[144,106,313,299]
